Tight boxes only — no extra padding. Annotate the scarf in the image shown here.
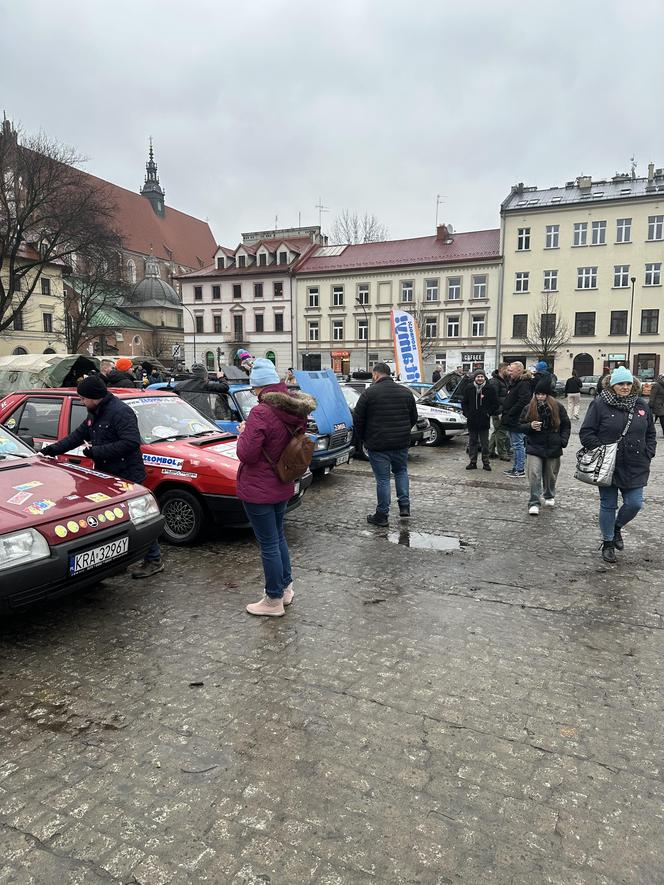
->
[601,388,638,411]
[474,381,486,409]
[536,400,553,430]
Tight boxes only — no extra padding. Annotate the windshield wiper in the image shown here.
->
[189,430,217,437]
[0,452,30,459]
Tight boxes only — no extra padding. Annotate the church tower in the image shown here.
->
[140,138,165,216]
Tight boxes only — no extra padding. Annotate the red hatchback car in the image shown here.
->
[0,426,163,612]
[0,388,312,545]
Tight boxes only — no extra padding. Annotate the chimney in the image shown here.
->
[436,224,448,241]
[576,175,592,190]
[648,162,655,183]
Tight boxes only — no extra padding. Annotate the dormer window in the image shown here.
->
[238,255,246,268]
[279,251,288,264]
[217,257,224,269]
[258,252,267,266]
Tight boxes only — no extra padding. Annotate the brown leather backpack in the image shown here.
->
[263,424,314,482]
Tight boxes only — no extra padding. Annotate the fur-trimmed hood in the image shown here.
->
[600,374,642,395]
[260,389,316,417]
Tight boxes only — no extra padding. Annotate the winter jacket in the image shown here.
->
[354,376,419,452]
[461,382,499,430]
[518,402,571,459]
[41,392,146,483]
[579,380,656,489]
[105,369,137,389]
[488,371,509,412]
[500,374,534,429]
[236,382,316,504]
[565,376,583,394]
[648,376,664,416]
[532,370,557,395]
[432,369,441,383]
[176,376,230,420]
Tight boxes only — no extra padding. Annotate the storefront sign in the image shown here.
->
[608,353,626,360]
[331,351,350,357]
[462,352,485,362]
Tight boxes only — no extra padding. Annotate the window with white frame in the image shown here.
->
[577,266,598,289]
[591,220,607,245]
[616,218,632,243]
[400,280,413,302]
[357,283,369,305]
[645,262,662,286]
[515,271,529,293]
[573,222,588,246]
[424,316,438,338]
[332,319,344,340]
[307,287,319,308]
[447,277,461,300]
[471,314,485,336]
[648,215,664,241]
[472,274,487,299]
[545,225,559,249]
[308,320,319,341]
[543,270,558,291]
[425,278,439,301]
[357,318,368,340]
[613,265,630,287]
[517,227,531,250]
[332,285,344,307]
[446,315,460,337]
[127,259,137,283]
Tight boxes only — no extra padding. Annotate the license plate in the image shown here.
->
[336,452,350,465]
[69,537,129,576]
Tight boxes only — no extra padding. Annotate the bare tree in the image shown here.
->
[143,331,171,362]
[330,210,388,244]
[519,293,570,365]
[411,301,438,361]
[64,246,128,353]
[0,120,120,334]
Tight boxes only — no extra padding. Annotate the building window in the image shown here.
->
[255,314,264,333]
[213,315,222,334]
[513,314,527,337]
[616,218,632,243]
[212,285,221,300]
[645,262,661,286]
[258,253,267,266]
[357,284,369,305]
[127,260,137,283]
[254,282,263,298]
[471,315,485,337]
[647,215,663,241]
[472,275,487,299]
[194,286,203,301]
[332,319,344,341]
[425,279,439,301]
[233,315,243,340]
[332,285,344,307]
[447,277,461,300]
[517,227,531,251]
[357,318,368,341]
[545,225,559,249]
[400,280,413,302]
[574,311,596,336]
[543,270,558,291]
[195,315,204,334]
[577,266,598,289]
[237,255,246,268]
[42,313,52,333]
[591,220,607,245]
[308,321,319,342]
[216,257,225,269]
[610,310,628,335]
[233,284,241,299]
[541,313,556,337]
[573,222,588,246]
[308,287,319,308]
[275,313,284,332]
[279,251,288,264]
[515,272,529,293]
[446,315,460,337]
[641,309,659,334]
[613,265,630,288]
[424,316,438,338]
[274,281,283,297]
[12,309,23,331]
[41,277,51,296]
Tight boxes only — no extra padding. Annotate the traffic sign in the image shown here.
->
[171,344,181,357]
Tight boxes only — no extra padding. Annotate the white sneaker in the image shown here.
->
[283,583,294,606]
[543,498,555,507]
[528,505,539,516]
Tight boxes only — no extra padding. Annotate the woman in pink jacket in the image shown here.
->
[236,359,316,617]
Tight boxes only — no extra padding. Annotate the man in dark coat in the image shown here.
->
[461,370,498,470]
[432,366,442,383]
[354,362,418,525]
[532,360,557,396]
[176,364,229,420]
[500,361,533,477]
[103,357,137,389]
[40,375,164,578]
[487,363,511,461]
[648,373,664,436]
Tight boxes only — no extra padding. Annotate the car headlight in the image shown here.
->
[128,493,161,525]
[315,435,330,451]
[345,430,353,444]
[0,528,50,571]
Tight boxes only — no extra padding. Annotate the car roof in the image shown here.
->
[8,388,179,399]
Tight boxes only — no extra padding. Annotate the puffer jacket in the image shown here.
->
[518,400,571,458]
[648,376,664,416]
[500,374,534,429]
[580,378,656,489]
[236,382,316,504]
[354,376,419,451]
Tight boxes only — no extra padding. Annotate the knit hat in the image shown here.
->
[249,358,280,387]
[535,360,549,371]
[534,378,552,395]
[610,366,634,385]
[115,357,133,372]
[472,370,486,383]
[191,364,206,376]
[77,374,108,399]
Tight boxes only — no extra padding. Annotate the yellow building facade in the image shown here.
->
[499,168,664,381]
[0,261,68,358]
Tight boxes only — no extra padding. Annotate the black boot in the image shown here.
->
[613,525,624,551]
[367,512,388,526]
[482,461,491,471]
[601,541,616,563]
[466,462,477,470]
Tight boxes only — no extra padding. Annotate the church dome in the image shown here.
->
[128,255,181,308]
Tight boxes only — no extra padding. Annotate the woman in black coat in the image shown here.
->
[518,380,571,515]
[580,367,656,562]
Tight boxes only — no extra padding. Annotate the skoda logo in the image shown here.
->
[87,516,98,528]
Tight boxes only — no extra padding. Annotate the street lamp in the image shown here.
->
[627,276,636,370]
[356,296,369,371]
[179,302,197,365]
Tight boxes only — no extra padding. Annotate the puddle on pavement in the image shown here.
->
[388,530,463,551]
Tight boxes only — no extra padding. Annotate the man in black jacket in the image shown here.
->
[354,363,418,525]
[40,375,164,578]
[487,363,511,461]
[500,362,533,477]
[461,370,499,471]
[176,364,229,420]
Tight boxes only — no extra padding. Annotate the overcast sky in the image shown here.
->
[2,0,663,248]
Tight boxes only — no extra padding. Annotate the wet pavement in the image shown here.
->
[2,398,664,884]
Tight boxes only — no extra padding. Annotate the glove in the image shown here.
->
[82,447,94,458]
[39,444,57,457]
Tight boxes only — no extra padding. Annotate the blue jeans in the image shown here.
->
[509,431,526,472]
[367,449,410,515]
[598,486,644,541]
[146,539,161,562]
[243,501,292,598]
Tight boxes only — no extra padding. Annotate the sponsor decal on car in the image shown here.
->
[7,491,32,505]
[85,492,111,503]
[210,443,239,460]
[67,520,80,534]
[143,454,184,469]
[161,469,198,478]
[25,499,56,515]
[65,494,80,501]
[14,480,42,491]
[54,525,68,538]
[65,463,112,479]
[113,480,134,491]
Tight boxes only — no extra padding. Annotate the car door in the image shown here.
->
[3,396,64,451]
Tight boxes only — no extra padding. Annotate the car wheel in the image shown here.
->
[159,488,205,545]
[424,421,445,446]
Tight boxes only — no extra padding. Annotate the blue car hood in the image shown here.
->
[293,369,353,434]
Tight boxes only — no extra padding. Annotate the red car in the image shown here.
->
[0,425,163,612]
[0,388,311,545]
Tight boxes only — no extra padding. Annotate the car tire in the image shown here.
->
[424,421,445,446]
[159,488,205,545]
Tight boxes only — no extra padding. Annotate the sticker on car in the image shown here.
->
[143,454,184,469]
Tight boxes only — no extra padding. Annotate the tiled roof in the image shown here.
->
[296,229,501,274]
[77,169,217,269]
[502,175,664,211]
[178,238,319,280]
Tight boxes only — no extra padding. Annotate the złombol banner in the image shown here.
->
[391,309,424,383]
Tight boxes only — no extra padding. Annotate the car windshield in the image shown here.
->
[234,388,259,417]
[126,396,219,443]
[340,386,360,408]
[0,428,34,459]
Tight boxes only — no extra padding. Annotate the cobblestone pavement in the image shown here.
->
[2,399,664,884]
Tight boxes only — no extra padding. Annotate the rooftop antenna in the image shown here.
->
[435,194,446,227]
[274,214,278,232]
[630,156,637,180]
[315,197,329,229]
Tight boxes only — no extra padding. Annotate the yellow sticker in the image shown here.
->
[98,513,106,523]
[85,492,111,503]
[113,507,123,518]
[54,525,68,538]
[66,521,79,533]
[104,510,115,521]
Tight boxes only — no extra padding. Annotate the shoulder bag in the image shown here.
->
[574,408,635,487]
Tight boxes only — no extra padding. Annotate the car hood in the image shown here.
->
[293,369,353,434]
